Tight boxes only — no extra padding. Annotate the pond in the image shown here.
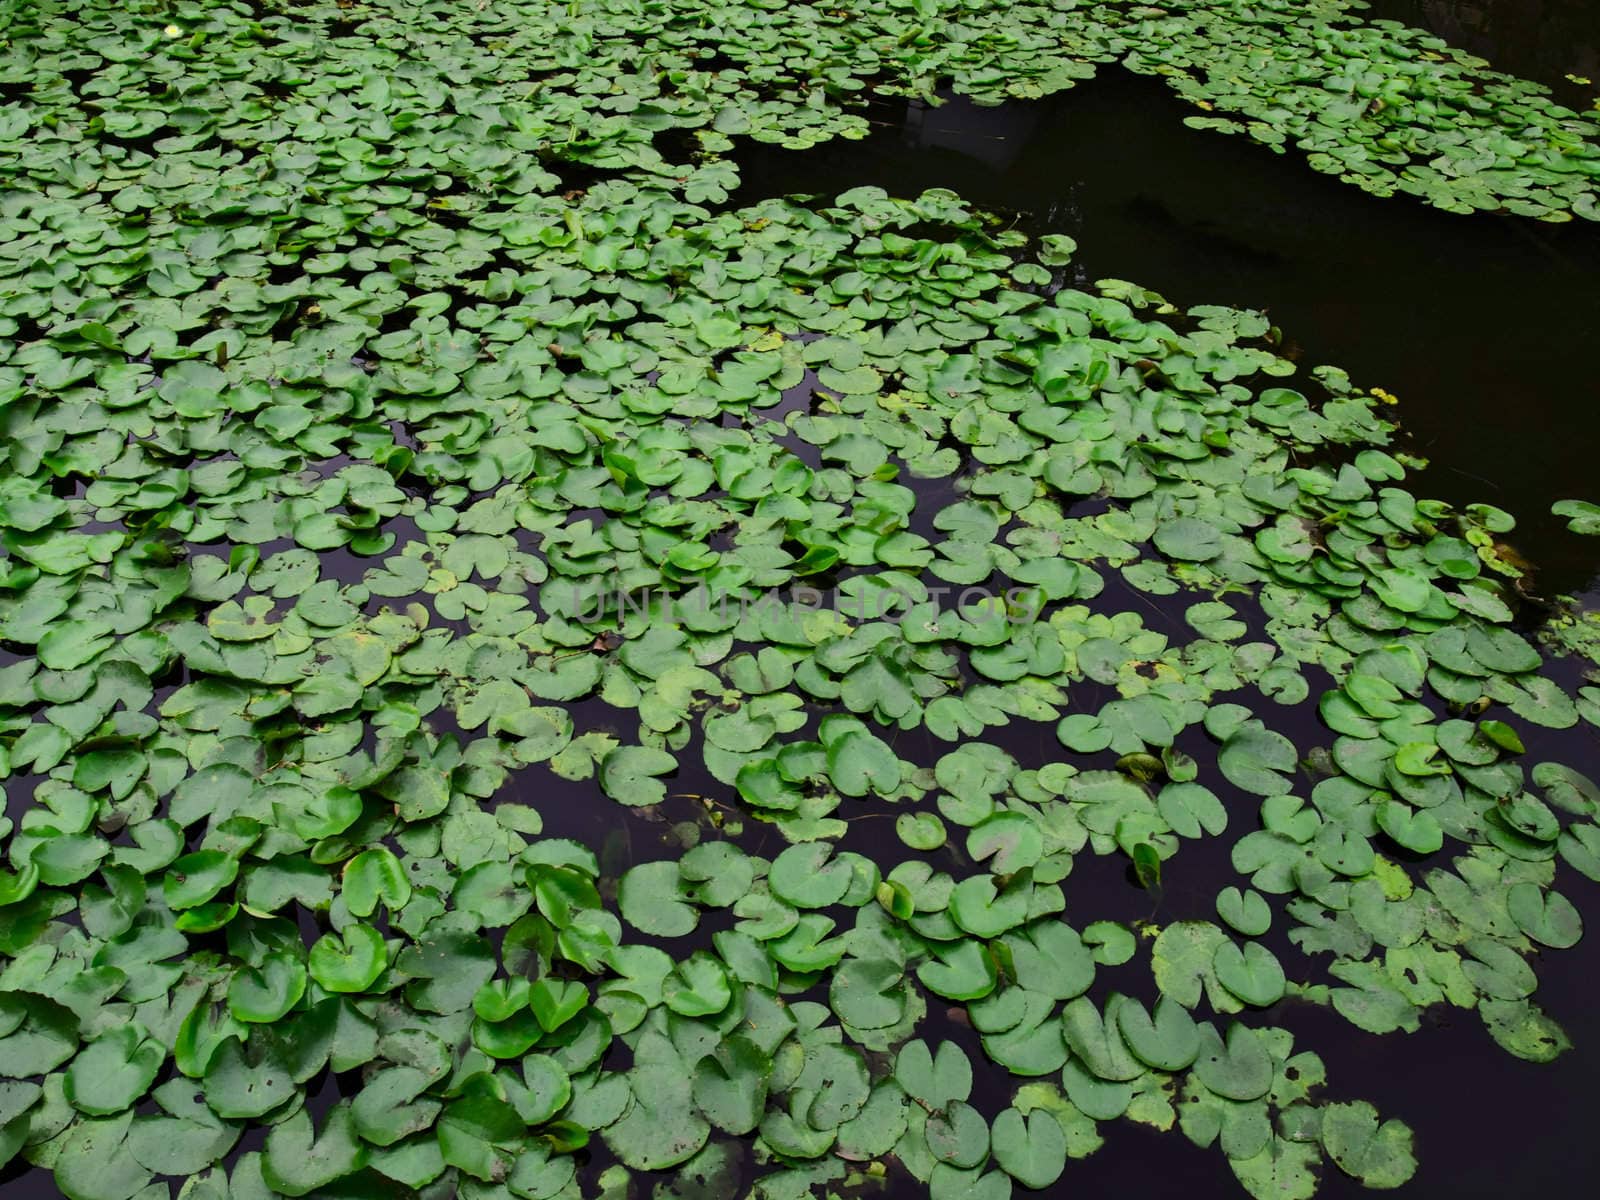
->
[3,2,1600,1200]
[732,28,1600,1200]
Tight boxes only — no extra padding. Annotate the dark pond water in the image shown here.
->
[9,3,1600,1200]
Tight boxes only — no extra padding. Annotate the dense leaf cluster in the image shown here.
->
[3,4,1599,1200]
[3,0,1599,218]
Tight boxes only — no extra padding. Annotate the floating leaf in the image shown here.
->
[1219,723,1298,796]
[1506,883,1583,948]
[262,1105,368,1196]
[308,924,388,992]
[1321,1101,1418,1188]
[1193,1023,1273,1101]
[990,1107,1067,1189]
[65,1027,165,1116]
[1212,941,1287,1008]
[598,746,677,806]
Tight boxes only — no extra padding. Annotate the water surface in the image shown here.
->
[7,3,1600,1198]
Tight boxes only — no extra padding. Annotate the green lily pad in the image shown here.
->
[65,1027,165,1117]
[990,1107,1067,1189]
[1193,1023,1273,1102]
[1321,1101,1417,1188]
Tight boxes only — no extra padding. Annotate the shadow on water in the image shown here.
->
[735,66,1600,602]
